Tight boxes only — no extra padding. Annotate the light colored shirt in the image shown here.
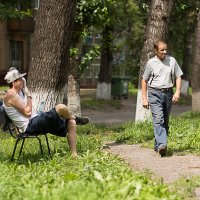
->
[3,104,29,132]
[143,55,183,89]
[3,92,37,132]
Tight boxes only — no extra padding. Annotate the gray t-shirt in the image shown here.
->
[143,55,183,89]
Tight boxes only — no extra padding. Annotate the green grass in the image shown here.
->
[0,124,182,200]
[81,98,122,109]
[80,88,123,110]
[0,86,8,91]
[0,85,195,199]
[112,112,200,155]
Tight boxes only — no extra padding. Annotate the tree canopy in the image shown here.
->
[0,1,31,21]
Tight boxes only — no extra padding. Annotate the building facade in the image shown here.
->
[0,18,35,85]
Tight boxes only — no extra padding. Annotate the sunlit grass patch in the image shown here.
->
[81,98,122,110]
[113,121,154,144]
[0,86,8,91]
[0,150,182,200]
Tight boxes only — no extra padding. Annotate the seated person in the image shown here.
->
[3,69,90,157]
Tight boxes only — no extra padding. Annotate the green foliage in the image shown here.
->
[0,3,31,21]
[168,0,199,65]
[71,0,147,82]
[76,0,116,28]
[79,45,100,74]
[111,0,147,85]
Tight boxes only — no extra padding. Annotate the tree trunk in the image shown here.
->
[96,25,113,100]
[181,31,193,96]
[192,10,200,112]
[27,0,76,111]
[65,25,83,116]
[135,0,174,122]
[67,58,81,116]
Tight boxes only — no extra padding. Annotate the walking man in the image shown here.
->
[142,40,183,156]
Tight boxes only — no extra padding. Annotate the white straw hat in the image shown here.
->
[4,69,26,83]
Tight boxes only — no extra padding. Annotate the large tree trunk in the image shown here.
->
[96,25,113,100]
[192,11,200,112]
[27,0,76,111]
[135,0,174,122]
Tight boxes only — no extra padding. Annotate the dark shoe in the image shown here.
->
[75,116,90,125]
[158,145,167,157]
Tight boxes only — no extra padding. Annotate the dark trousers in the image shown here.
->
[148,87,173,150]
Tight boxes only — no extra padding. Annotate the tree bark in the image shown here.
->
[27,0,76,111]
[135,0,174,122]
[65,25,83,116]
[181,30,193,96]
[96,25,113,100]
[192,10,200,112]
[67,58,81,116]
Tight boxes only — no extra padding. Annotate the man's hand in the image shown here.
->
[142,98,149,109]
[172,91,180,103]
[22,78,32,98]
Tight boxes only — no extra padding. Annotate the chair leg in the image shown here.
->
[35,137,43,155]
[44,134,51,155]
[11,138,22,160]
[18,139,25,157]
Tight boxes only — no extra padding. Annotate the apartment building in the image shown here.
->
[0,0,38,85]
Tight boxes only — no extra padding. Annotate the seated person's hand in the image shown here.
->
[22,78,32,98]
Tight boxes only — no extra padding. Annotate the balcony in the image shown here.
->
[7,17,35,32]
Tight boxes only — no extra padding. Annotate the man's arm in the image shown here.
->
[172,77,181,103]
[5,92,32,117]
[142,79,149,109]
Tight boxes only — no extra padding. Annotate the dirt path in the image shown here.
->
[106,143,200,184]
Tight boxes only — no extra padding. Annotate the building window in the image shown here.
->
[9,40,23,70]
[31,0,40,9]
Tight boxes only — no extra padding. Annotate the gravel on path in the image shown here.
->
[107,143,200,184]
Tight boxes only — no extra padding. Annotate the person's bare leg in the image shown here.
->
[55,104,75,120]
[55,104,90,125]
[67,119,78,157]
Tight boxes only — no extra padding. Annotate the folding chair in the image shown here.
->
[0,106,51,160]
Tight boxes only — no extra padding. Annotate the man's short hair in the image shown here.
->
[154,40,167,50]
